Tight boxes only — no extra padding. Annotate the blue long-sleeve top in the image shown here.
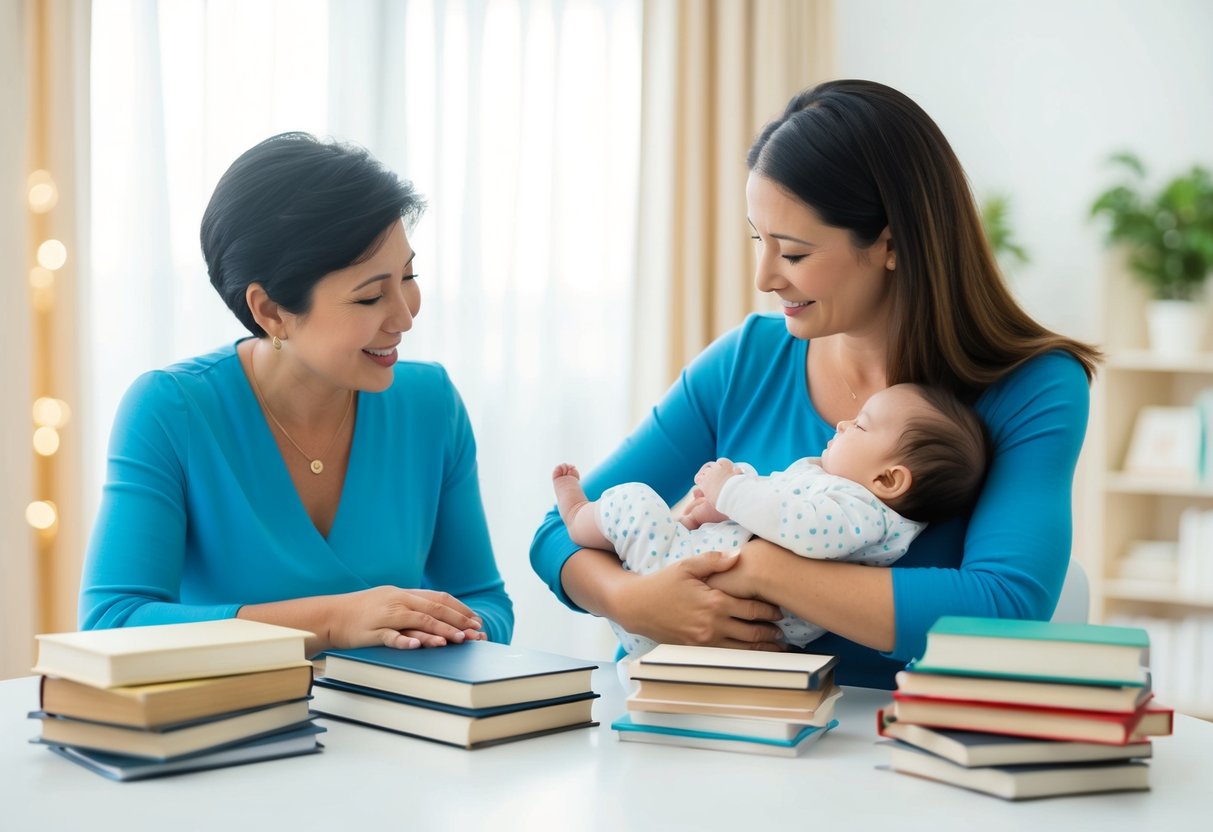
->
[530,314,1089,688]
[80,342,514,644]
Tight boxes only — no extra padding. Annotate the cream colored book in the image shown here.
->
[627,645,837,690]
[894,669,1151,713]
[34,619,313,688]
[310,682,597,749]
[628,687,842,737]
[628,679,840,723]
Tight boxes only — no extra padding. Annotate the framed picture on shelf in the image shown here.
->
[1123,406,1201,480]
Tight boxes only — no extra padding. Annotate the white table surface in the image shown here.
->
[2,664,1210,831]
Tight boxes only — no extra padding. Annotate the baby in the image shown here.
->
[552,383,991,655]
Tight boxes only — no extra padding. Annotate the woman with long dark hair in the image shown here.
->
[531,80,1098,687]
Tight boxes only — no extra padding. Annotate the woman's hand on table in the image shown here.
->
[616,550,786,651]
[329,586,485,649]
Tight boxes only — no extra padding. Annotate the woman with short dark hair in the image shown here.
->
[531,80,1099,688]
[81,133,513,655]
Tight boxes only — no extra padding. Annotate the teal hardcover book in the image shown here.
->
[913,617,1149,687]
[611,713,837,757]
[321,641,597,708]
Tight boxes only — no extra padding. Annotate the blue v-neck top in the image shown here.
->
[79,342,513,643]
[530,314,1090,688]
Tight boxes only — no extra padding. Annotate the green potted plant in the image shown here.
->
[981,193,1030,272]
[1091,152,1213,356]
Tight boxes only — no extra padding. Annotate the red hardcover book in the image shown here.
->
[888,692,1173,745]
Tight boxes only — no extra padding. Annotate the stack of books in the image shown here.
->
[879,616,1174,800]
[611,645,840,757]
[29,619,322,781]
[311,640,599,749]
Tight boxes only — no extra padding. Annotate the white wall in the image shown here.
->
[834,0,1213,340]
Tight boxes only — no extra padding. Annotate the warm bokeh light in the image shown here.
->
[27,170,58,213]
[37,239,68,271]
[33,426,61,456]
[33,397,71,427]
[29,266,55,289]
[25,500,58,530]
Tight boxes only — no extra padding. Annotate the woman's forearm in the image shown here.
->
[740,539,897,652]
[237,595,337,657]
[559,547,636,622]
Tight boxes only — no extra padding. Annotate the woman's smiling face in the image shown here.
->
[746,172,896,341]
[278,219,421,393]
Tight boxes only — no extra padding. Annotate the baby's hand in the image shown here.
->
[679,490,731,530]
[694,458,743,507]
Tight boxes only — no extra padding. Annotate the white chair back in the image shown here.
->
[1051,558,1090,623]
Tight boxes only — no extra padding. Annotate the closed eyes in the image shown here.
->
[355,274,417,305]
[750,234,807,264]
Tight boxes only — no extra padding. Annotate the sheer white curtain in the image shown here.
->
[88,0,640,658]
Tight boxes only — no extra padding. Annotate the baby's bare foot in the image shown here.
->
[552,464,588,526]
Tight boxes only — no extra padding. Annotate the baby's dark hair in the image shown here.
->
[888,384,992,523]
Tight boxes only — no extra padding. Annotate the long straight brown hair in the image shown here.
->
[748,80,1100,401]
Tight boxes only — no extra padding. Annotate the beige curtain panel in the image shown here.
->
[2,0,91,680]
[632,0,834,417]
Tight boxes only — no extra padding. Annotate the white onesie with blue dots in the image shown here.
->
[595,458,925,655]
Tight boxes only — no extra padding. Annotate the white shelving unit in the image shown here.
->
[1083,264,1213,719]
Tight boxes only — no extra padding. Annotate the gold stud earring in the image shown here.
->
[272,335,282,351]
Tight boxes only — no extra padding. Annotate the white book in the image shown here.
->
[627,645,836,690]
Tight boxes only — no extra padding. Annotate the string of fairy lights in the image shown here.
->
[26,167,68,539]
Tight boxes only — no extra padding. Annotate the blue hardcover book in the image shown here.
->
[311,677,599,748]
[44,723,326,782]
[312,676,598,717]
[321,641,597,708]
[611,713,837,757]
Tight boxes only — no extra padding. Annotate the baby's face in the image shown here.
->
[820,385,924,486]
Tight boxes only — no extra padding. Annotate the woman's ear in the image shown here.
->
[880,226,896,271]
[245,283,287,339]
[871,464,912,501]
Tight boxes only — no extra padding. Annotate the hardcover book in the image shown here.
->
[895,669,1152,713]
[876,709,1152,767]
[628,684,842,729]
[33,619,313,688]
[626,645,837,690]
[321,641,597,709]
[44,723,325,782]
[39,664,314,728]
[30,698,313,760]
[611,713,837,757]
[888,694,1173,745]
[882,741,1150,800]
[626,678,837,722]
[913,617,1149,687]
[310,677,599,749]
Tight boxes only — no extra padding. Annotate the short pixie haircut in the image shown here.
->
[889,385,992,524]
[201,132,425,336]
